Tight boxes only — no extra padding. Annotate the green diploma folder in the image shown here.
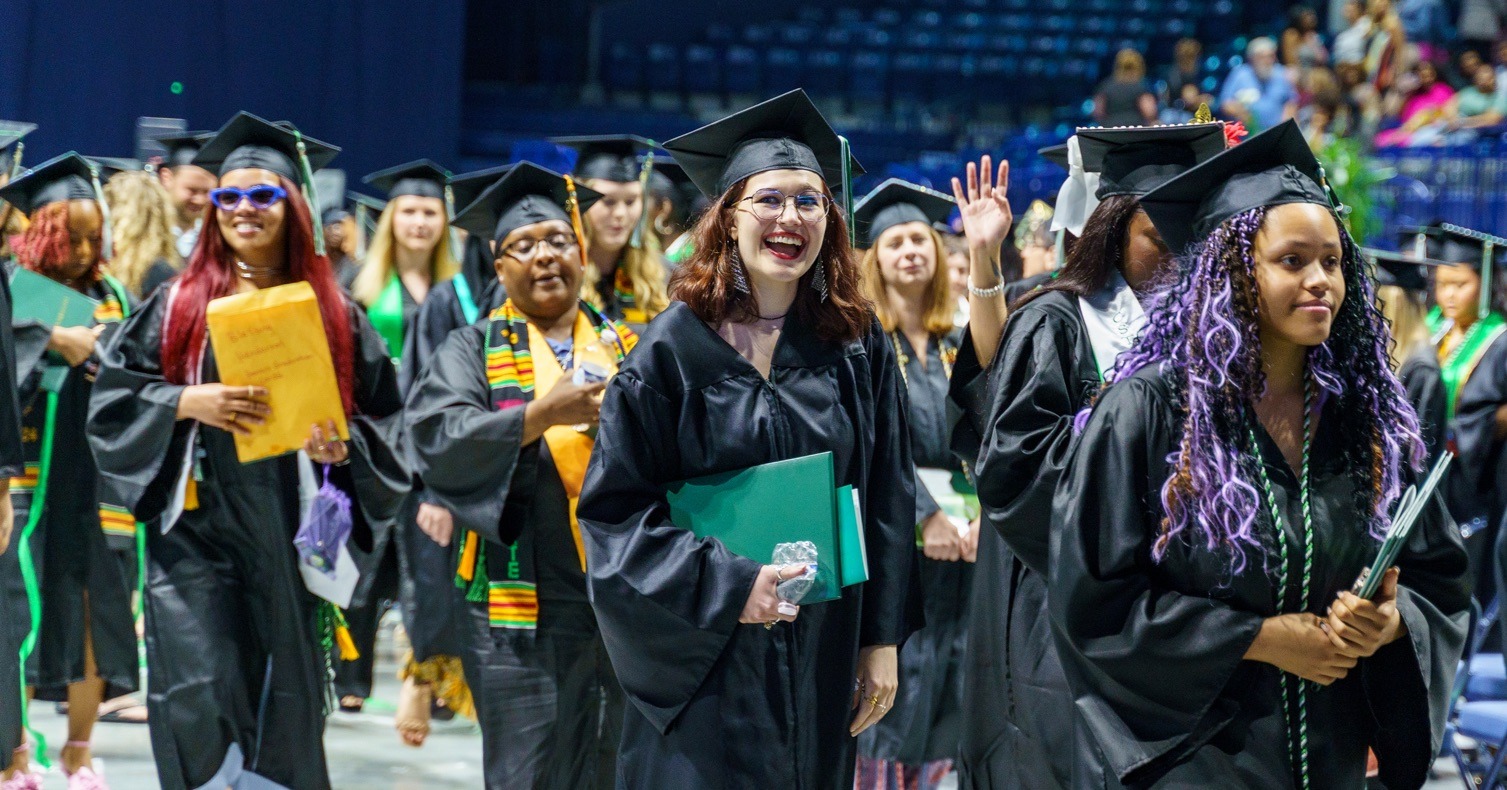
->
[10,267,99,392]
[668,452,868,604]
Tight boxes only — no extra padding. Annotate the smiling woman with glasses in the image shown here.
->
[85,112,408,790]
[575,90,920,788]
[405,162,637,790]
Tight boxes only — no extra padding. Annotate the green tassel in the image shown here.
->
[630,146,655,249]
[293,131,325,256]
[465,540,489,603]
[89,163,113,262]
[839,135,855,247]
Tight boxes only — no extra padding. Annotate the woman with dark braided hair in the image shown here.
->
[0,153,136,790]
[958,122,1225,789]
[1051,120,1470,788]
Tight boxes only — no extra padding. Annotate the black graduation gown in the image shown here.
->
[576,302,921,789]
[960,289,1096,789]
[1,273,137,704]
[0,271,32,772]
[1051,365,1471,789]
[138,258,180,300]
[405,322,623,790]
[1457,333,1507,620]
[1399,342,1448,467]
[859,329,971,767]
[85,288,408,790]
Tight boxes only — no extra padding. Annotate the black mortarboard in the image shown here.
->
[852,178,956,247]
[663,89,864,198]
[363,159,450,200]
[322,206,352,227]
[648,159,690,198]
[448,165,515,216]
[193,111,339,184]
[451,162,603,244]
[346,191,388,214]
[552,135,656,184]
[92,156,146,175]
[1140,120,1328,255]
[0,152,116,216]
[1364,248,1444,292]
[1039,144,1070,172]
[1077,122,1226,199]
[1415,223,1506,271]
[154,131,214,169]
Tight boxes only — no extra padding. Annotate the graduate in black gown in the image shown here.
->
[0,135,54,784]
[576,89,920,789]
[962,122,1226,789]
[0,153,139,786]
[85,112,408,790]
[334,160,459,714]
[405,163,632,789]
[849,179,971,790]
[1052,120,1470,788]
[553,135,670,333]
[389,165,511,747]
[1368,244,1450,464]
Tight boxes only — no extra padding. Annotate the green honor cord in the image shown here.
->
[839,135,855,247]
[15,391,59,769]
[1248,375,1315,790]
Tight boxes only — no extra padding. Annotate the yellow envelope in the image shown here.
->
[205,281,349,463]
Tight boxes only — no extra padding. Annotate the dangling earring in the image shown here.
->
[654,215,672,235]
[729,247,751,296]
[811,258,828,302]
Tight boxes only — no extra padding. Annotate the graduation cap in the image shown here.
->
[1076,122,1226,199]
[1,121,37,178]
[1039,144,1070,172]
[321,206,352,227]
[0,152,116,216]
[451,161,603,244]
[346,191,387,260]
[648,159,690,199]
[449,165,515,214]
[663,89,864,199]
[1428,223,1507,318]
[1364,247,1445,292]
[1139,119,1328,255]
[91,156,146,175]
[193,111,339,185]
[154,131,214,169]
[552,135,657,184]
[363,159,450,201]
[852,178,956,247]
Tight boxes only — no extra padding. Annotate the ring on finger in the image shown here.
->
[764,621,776,630]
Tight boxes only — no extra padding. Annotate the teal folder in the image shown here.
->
[667,452,842,604]
[836,485,868,586]
[10,267,98,392]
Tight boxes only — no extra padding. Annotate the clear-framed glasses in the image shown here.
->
[501,232,578,261]
[729,189,830,223]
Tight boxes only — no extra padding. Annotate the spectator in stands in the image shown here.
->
[1495,40,1507,102]
[1363,0,1407,97]
[1452,49,1487,89]
[1375,60,1457,145]
[1094,50,1158,127]
[1162,38,1215,119]
[1444,63,1507,129]
[1397,0,1454,64]
[1282,6,1331,78]
[1219,38,1299,131]
[1300,67,1360,143]
[1458,0,1506,58]
[1333,0,1375,66]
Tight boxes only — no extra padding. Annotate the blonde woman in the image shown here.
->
[103,170,181,299]
[342,159,457,716]
[1371,246,1449,463]
[851,179,976,789]
[1094,49,1157,127]
[553,135,669,332]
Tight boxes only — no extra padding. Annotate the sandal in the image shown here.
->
[97,694,147,724]
[1,745,41,790]
[338,695,365,714]
[62,742,108,790]
[394,677,432,748]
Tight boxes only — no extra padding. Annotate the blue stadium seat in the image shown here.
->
[683,45,722,95]
[724,46,762,95]
[891,52,933,98]
[604,42,644,94]
[779,25,816,46]
[805,49,847,95]
[645,44,682,93]
[1469,654,1507,700]
[850,50,891,104]
[764,48,803,94]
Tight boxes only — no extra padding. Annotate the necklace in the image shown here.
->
[1247,374,1316,790]
[233,260,282,280]
[890,331,954,386]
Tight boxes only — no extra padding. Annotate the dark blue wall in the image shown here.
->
[0,0,466,179]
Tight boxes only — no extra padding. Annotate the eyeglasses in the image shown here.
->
[501,233,578,261]
[209,184,288,211]
[728,190,830,223]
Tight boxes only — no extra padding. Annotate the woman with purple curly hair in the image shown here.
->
[1050,120,1471,788]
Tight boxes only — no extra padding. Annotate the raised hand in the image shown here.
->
[951,155,1013,256]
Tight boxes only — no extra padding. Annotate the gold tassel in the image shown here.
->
[458,529,479,582]
[335,624,360,661]
[564,174,589,267]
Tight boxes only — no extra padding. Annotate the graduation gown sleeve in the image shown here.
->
[1455,333,1507,520]
[975,300,1089,575]
[1364,488,1471,789]
[0,273,24,477]
[403,325,528,546]
[1047,373,1266,784]
[1400,347,1449,467]
[858,322,922,647]
[343,304,411,536]
[947,324,991,469]
[577,371,764,734]
[85,290,191,521]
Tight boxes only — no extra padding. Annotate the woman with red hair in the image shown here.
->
[0,152,136,790]
[85,113,407,790]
